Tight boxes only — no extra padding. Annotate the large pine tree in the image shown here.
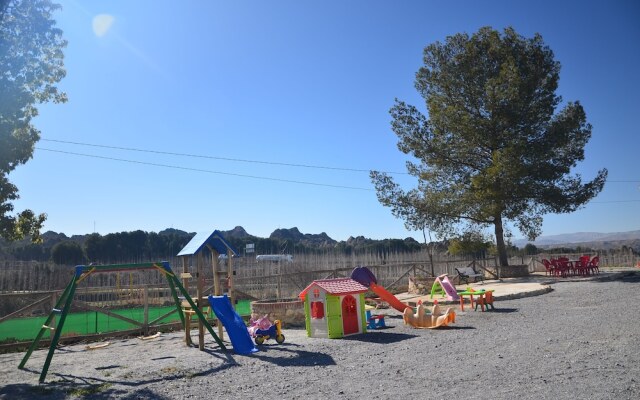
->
[371,27,607,266]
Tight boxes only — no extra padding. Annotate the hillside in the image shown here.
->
[269,227,337,247]
[0,226,421,263]
[2,227,639,263]
[513,230,640,250]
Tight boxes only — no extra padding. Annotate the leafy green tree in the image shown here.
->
[371,26,607,267]
[523,243,539,255]
[0,0,67,242]
[83,233,105,262]
[10,241,47,261]
[146,232,166,258]
[51,240,85,265]
[448,231,492,259]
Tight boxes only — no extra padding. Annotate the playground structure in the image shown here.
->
[351,266,456,328]
[403,302,456,329]
[351,266,411,314]
[430,274,460,301]
[177,230,239,349]
[208,294,258,354]
[18,262,225,383]
[299,278,369,338]
[428,273,496,312]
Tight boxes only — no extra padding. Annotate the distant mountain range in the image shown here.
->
[213,226,423,249]
[239,227,640,251]
[3,226,639,263]
[513,230,640,250]
[0,225,424,263]
[223,226,340,247]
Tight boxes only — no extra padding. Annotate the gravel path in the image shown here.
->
[1,272,639,399]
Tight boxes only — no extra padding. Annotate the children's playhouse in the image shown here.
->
[298,278,368,338]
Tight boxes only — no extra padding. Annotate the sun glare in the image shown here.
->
[92,14,114,37]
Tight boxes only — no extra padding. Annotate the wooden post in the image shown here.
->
[181,256,193,346]
[277,264,282,299]
[210,248,221,296]
[228,248,234,309]
[196,252,205,351]
[210,247,224,340]
[143,286,149,336]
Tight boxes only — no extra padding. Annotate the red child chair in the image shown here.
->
[474,291,495,311]
[588,256,600,275]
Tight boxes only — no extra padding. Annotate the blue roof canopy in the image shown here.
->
[177,230,239,257]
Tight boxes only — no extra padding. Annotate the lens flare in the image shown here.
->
[92,14,114,37]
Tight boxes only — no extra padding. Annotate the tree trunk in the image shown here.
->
[494,215,509,267]
[423,228,436,277]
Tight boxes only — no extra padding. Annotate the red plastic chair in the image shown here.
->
[550,258,568,277]
[588,256,600,275]
[576,255,591,276]
[542,259,556,276]
[557,257,575,276]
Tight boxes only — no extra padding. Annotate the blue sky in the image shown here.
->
[10,0,640,242]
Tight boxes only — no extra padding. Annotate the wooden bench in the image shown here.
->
[455,266,484,285]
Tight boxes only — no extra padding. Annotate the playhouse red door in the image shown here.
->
[342,295,358,335]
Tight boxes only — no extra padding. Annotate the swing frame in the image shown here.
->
[18,261,226,383]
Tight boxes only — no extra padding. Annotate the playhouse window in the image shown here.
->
[313,288,320,298]
[311,301,324,319]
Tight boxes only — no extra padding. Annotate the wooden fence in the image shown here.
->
[2,250,638,295]
[1,250,638,322]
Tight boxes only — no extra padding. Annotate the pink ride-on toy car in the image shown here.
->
[248,315,285,345]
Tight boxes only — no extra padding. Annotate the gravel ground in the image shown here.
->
[1,272,639,400]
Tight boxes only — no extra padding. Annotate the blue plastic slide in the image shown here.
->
[207,294,258,355]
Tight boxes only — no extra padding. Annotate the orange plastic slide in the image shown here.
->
[369,282,410,313]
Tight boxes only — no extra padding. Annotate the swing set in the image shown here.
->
[18,261,226,383]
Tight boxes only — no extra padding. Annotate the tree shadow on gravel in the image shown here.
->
[593,271,640,283]
[94,364,121,370]
[9,351,242,399]
[342,331,418,344]
[0,383,67,400]
[430,325,476,330]
[0,380,174,400]
[553,271,640,284]
[246,345,336,367]
[106,387,173,400]
[150,356,176,361]
[618,273,640,283]
[483,307,518,313]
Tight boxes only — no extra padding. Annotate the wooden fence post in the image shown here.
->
[143,286,149,336]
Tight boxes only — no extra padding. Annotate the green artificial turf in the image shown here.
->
[0,299,252,342]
